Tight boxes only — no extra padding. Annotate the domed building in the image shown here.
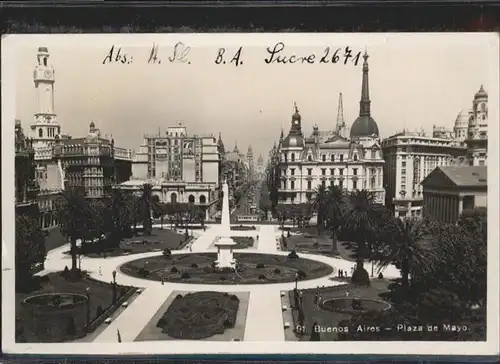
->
[350,51,380,139]
[453,109,472,142]
[466,85,488,166]
[276,52,385,206]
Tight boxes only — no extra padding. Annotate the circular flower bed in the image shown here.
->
[23,293,88,308]
[156,291,239,339]
[120,252,333,285]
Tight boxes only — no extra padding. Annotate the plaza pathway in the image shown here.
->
[38,223,400,343]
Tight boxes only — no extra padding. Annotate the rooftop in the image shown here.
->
[439,166,487,187]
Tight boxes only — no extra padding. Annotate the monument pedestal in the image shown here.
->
[214,237,237,269]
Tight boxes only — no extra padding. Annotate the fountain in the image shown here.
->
[214,179,237,269]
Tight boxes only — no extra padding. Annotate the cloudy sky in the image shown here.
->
[7,33,499,161]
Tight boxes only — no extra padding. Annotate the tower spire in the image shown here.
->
[359,50,371,117]
[336,92,345,134]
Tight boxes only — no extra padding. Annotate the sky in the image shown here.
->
[8,33,499,161]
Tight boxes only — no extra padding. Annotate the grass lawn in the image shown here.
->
[290,279,391,341]
[120,252,334,285]
[231,237,255,249]
[135,290,250,342]
[15,273,136,343]
[279,228,356,262]
[64,228,189,258]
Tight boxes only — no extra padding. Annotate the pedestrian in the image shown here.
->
[317,294,323,308]
[314,292,318,304]
[351,266,355,275]
[346,291,350,298]
[256,235,259,240]
[189,244,192,252]
[339,269,343,278]
[161,277,164,285]
[98,266,102,276]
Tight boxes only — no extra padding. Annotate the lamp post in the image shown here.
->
[85,287,91,329]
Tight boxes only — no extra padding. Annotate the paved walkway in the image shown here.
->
[39,223,400,343]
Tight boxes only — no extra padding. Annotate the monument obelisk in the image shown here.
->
[214,179,237,269]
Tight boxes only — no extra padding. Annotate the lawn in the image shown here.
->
[120,252,333,285]
[15,272,136,343]
[231,237,255,249]
[159,291,239,339]
[288,278,390,341]
[279,228,355,262]
[231,225,257,231]
[64,228,189,258]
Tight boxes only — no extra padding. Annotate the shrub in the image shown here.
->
[156,317,165,327]
[287,231,291,238]
[220,276,226,281]
[230,295,239,301]
[274,268,281,274]
[223,319,233,328]
[176,294,183,300]
[191,263,198,268]
[162,248,172,258]
[62,266,70,276]
[52,295,62,307]
[256,263,265,269]
[181,272,190,279]
[297,270,307,279]
[352,299,363,310]
[170,266,179,273]
[288,250,299,259]
[351,267,370,286]
[378,272,384,279]
[223,292,229,296]
[138,268,149,277]
[66,316,76,335]
[258,274,266,280]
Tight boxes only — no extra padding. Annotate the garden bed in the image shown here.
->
[15,272,136,343]
[120,252,333,285]
[63,228,189,257]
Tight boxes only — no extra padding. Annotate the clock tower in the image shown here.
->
[30,46,61,150]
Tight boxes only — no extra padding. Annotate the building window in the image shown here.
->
[339,155,344,162]
[38,128,43,138]
[330,168,335,175]
[290,181,295,190]
[331,155,335,162]
[200,195,206,204]
[353,154,358,161]
[322,154,326,162]
[291,153,295,162]
[290,168,295,176]
[339,168,344,175]
[321,180,326,187]
[339,180,343,189]
[353,180,357,190]
[307,181,312,190]
[402,161,406,168]
[371,150,376,159]
[321,168,326,175]
[353,168,358,176]
[307,168,312,176]
[171,193,177,204]
[308,155,312,162]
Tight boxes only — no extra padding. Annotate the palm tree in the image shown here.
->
[140,183,154,235]
[325,185,346,255]
[376,217,437,288]
[55,187,90,273]
[343,189,378,270]
[107,188,133,247]
[311,184,329,235]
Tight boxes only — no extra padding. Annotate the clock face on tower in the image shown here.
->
[44,70,53,79]
[294,120,299,125]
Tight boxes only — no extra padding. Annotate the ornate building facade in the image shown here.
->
[382,85,488,218]
[276,51,385,205]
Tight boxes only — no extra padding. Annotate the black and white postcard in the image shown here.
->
[2,33,499,356]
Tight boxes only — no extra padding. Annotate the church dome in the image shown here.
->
[281,134,304,149]
[455,109,471,128]
[474,85,487,99]
[350,115,379,138]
